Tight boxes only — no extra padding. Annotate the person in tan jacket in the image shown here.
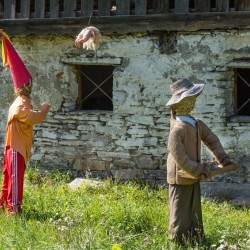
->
[0,30,50,216]
[166,79,231,245]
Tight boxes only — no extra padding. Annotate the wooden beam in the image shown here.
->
[50,0,59,18]
[153,0,170,14]
[235,0,250,11]
[2,12,250,35]
[76,65,83,110]
[64,0,77,17]
[34,0,45,18]
[81,0,94,17]
[98,0,111,16]
[195,0,211,12]
[135,0,147,15]
[4,0,16,19]
[116,0,130,16]
[216,0,229,12]
[162,0,170,14]
[21,0,30,18]
[175,0,189,14]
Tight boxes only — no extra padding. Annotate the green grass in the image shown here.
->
[0,167,249,250]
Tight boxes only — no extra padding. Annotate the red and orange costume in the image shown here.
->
[0,30,50,215]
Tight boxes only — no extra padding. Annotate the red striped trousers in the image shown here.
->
[0,147,26,215]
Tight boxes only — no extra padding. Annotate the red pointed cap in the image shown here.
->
[1,31,32,88]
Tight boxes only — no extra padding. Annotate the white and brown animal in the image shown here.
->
[75,26,101,52]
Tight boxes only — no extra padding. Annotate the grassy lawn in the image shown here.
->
[0,168,249,250]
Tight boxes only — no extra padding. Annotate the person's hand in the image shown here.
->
[217,155,232,166]
[41,102,51,111]
[42,102,50,106]
[200,162,214,180]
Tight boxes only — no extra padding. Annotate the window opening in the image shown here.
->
[234,68,250,115]
[77,65,114,111]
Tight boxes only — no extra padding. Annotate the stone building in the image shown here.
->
[0,0,249,196]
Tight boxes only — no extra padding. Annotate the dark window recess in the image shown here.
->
[77,65,114,111]
[235,68,250,116]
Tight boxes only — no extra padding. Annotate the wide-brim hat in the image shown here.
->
[1,31,32,88]
[166,79,204,106]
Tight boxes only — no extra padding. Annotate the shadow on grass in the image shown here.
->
[203,195,249,210]
[21,209,56,221]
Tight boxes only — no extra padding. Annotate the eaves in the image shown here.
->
[1,12,250,36]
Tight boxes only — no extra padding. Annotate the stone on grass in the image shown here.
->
[68,178,103,189]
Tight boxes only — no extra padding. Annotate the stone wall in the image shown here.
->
[0,30,249,187]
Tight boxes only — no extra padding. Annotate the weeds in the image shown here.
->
[0,168,249,249]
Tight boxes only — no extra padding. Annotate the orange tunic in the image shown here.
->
[5,95,50,164]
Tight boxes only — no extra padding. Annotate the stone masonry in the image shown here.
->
[0,30,249,192]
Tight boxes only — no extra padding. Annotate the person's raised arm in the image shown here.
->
[16,102,50,125]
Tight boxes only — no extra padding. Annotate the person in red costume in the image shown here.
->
[0,29,50,216]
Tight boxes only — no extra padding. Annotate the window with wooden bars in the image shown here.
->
[76,65,114,111]
[234,68,250,116]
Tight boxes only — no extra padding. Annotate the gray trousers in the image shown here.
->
[168,182,204,244]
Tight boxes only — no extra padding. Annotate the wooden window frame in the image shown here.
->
[227,64,250,123]
[233,68,250,116]
[76,64,114,112]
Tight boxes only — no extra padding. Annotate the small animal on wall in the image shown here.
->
[75,26,101,52]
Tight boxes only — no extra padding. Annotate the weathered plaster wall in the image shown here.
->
[0,30,249,188]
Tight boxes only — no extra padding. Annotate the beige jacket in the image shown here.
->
[167,117,229,185]
[5,95,50,164]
